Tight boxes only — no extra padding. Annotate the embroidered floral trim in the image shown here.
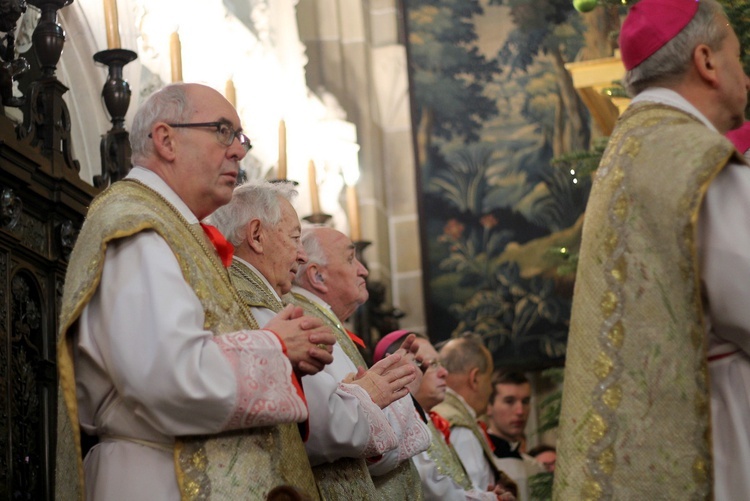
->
[338,382,398,457]
[213,330,308,429]
[386,396,432,462]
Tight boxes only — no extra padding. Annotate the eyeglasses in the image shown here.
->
[416,358,443,373]
[150,122,252,153]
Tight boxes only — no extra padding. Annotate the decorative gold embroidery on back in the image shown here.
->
[230,261,285,312]
[425,422,472,491]
[371,459,424,500]
[556,102,731,500]
[290,292,367,368]
[59,180,318,500]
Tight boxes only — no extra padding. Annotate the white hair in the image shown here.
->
[130,84,193,164]
[207,181,298,246]
[293,228,328,285]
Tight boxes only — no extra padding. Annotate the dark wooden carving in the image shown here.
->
[0,0,98,499]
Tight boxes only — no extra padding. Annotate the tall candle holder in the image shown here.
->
[302,212,332,225]
[353,239,371,261]
[19,0,80,177]
[270,179,299,186]
[29,0,71,78]
[92,48,137,187]
[0,0,30,109]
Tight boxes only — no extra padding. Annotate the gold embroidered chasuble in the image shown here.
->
[288,290,382,500]
[424,420,473,491]
[56,180,318,500]
[554,103,740,500]
[370,458,424,500]
[432,390,502,482]
[229,263,378,500]
[229,259,285,313]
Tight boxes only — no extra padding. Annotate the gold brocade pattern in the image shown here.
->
[554,103,739,500]
[229,260,285,312]
[312,458,379,500]
[425,421,473,491]
[288,292,421,498]
[56,180,318,500]
[228,272,376,500]
[371,459,424,500]
[289,292,367,369]
[432,391,501,481]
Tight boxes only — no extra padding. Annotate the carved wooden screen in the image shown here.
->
[0,1,100,498]
[0,115,96,498]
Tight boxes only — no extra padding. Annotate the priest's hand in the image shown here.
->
[487,484,516,501]
[266,304,335,375]
[389,333,423,394]
[343,353,417,408]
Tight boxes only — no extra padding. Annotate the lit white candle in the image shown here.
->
[308,159,321,214]
[278,120,287,180]
[225,79,236,108]
[170,31,183,83]
[346,185,361,241]
[103,0,121,49]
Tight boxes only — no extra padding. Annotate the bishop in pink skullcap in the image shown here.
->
[619,0,700,71]
[373,329,413,363]
[726,122,750,155]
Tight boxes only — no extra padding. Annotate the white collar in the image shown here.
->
[290,285,334,312]
[127,166,200,224]
[631,88,717,132]
[446,387,477,419]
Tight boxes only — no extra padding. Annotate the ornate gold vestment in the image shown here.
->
[554,103,739,500]
[433,390,502,481]
[370,458,424,500]
[424,420,473,491]
[56,180,318,500]
[288,291,382,500]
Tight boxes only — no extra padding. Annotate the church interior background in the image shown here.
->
[0,0,640,496]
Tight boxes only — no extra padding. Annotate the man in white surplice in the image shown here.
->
[60,83,336,500]
[210,182,424,497]
[291,227,431,495]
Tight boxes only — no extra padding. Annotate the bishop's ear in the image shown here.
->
[692,43,719,86]
[246,219,264,252]
[150,123,177,161]
[308,265,327,293]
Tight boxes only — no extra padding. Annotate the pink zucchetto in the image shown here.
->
[619,0,700,71]
[726,121,750,155]
[373,329,412,364]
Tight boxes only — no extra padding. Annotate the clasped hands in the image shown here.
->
[343,333,424,408]
[265,304,336,375]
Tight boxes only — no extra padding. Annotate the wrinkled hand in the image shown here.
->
[349,353,417,408]
[489,483,517,501]
[342,366,367,384]
[389,334,423,394]
[265,304,336,375]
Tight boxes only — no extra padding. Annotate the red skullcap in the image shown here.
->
[726,122,750,154]
[619,0,700,71]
